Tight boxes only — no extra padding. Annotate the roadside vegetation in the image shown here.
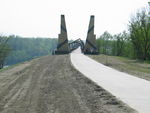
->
[96,8,150,60]
[91,7,150,81]
[0,62,21,72]
[89,55,150,81]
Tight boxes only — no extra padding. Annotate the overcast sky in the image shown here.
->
[0,0,148,40]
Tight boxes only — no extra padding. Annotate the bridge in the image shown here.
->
[69,38,84,52]
[51,14,150,113]
[54,15,98,55]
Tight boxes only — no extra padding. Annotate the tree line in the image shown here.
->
[96,8,150,60]
[0,35,57,68]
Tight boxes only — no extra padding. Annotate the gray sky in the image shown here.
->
[0,0,148,40]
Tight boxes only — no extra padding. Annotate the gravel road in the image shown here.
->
[0,55,136,113]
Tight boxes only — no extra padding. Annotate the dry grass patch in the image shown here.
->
[89,55,150,81]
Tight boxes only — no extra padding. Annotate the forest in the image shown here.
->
[0,35,57,68]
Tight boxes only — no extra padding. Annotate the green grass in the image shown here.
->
[0,63,21,72]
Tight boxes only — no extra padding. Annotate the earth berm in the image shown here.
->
[0,55,137,113]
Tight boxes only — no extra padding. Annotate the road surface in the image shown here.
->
[71,48,150,113]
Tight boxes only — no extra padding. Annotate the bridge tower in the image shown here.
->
[84,15,98,54]
[55,15,70,54]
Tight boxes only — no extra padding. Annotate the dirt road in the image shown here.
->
[0,55,136,113]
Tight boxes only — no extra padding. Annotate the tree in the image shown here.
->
[97,31,113,54]
[129,8,150,60]
[113,31,128,56]
[0,35,11,69]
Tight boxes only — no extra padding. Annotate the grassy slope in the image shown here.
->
[89,54,150,81]
[0,63,21,72]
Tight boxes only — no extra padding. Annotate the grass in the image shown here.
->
[89,54,150,81]
[0,63,21,72]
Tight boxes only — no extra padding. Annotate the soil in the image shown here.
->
[0,55,136,113]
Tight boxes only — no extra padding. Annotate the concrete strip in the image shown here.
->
[71,48,150,113]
